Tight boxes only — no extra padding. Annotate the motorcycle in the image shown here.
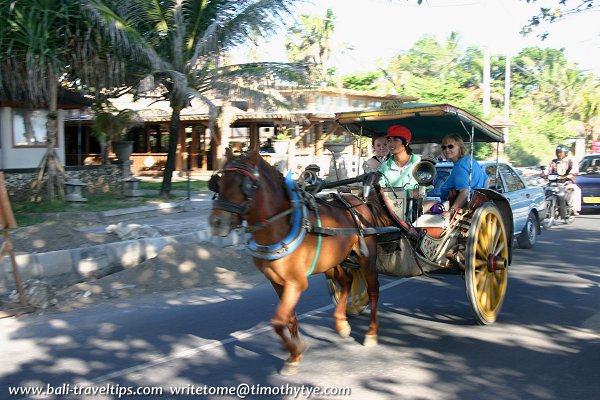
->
[542,172,576,228]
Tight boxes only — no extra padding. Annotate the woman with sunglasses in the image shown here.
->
[436,133,487,218]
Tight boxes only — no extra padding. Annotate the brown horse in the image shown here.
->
[209,149,379,375]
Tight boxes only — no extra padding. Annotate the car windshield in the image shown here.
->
[579,156,600,175]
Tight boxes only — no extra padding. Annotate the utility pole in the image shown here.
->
[483,47,491,118]
[503,54,511,153]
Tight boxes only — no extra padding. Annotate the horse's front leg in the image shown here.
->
[269,282,307,375]
[325,265,352,338]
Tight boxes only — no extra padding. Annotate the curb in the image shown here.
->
[0,227,246,295]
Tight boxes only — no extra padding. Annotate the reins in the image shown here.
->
[245,205,298,233]
[212,156,399,268]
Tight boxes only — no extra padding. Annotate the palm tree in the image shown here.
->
[0,0,129,200]
[83,0,306,198]
[285,7,336,85]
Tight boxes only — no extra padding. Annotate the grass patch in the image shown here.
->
[12,194,152,214]
[11,192,184,227]
[10,183,199,227]
[139,180,208,191]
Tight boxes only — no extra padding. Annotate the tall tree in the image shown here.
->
[84,0,305,198]
[0,0,126,201]
[285,7,336,85]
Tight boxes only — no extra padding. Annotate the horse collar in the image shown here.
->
[247,174,308,260]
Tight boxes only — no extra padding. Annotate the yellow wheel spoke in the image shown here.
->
[476,240,488,259]
[466,204,509,325]
[491,224,500,250]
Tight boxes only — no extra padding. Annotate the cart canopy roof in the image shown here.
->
[335,103,504,143]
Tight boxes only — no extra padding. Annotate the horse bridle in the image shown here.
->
[211,160,261,216]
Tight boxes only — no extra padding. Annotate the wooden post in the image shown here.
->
[0,172,36,318]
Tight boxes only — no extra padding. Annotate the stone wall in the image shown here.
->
[3,164,125,202]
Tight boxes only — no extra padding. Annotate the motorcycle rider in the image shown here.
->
[542,144,581,216]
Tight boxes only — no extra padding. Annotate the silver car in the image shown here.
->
[431,161,546,249]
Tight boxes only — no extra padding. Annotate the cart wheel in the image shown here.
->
[465,203,509,325]
[327,267,369,316]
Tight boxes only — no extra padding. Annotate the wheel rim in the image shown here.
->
[465,203,509,325]
[327,267,369,316]
[527,216,536,242]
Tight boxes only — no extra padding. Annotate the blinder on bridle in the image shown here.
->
[210,160,260,216]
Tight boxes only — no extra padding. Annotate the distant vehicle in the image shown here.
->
[577,154,600,211]
[541,170,577,227]
[431,161,546,249]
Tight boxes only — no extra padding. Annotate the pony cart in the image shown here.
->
[209,103,511,375]
[327,103,512,326]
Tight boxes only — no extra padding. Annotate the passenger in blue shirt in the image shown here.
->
[435,134,487,218]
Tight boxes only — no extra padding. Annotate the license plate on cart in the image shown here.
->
[583,196,600,204]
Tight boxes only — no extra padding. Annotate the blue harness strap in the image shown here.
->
[247,173,308,260]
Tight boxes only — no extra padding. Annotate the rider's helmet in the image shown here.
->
[555,144,569,156]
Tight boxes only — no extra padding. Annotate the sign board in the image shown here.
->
[592,140,600,154]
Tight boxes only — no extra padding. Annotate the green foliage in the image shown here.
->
[342,72,381,91]
[92,108,141,143]
[12,194,148,214]
[84,0,305,197]
[274,133,291,140]
[473,143,495,161]
[406,76,481,111]
[138,180,208,191]
[11,182,211,227]
[507,142,543,167]
[285,7,336,85]
[351,134,371,150]
[372,31,600,160]
[326,135,345,143]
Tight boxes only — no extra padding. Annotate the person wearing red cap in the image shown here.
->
[377,124,422,192]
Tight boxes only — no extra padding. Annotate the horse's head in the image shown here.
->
[209,148,261,236]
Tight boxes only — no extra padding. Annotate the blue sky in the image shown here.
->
[234,0,599,75]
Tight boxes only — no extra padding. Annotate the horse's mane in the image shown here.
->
[258,156,285,185]
[235,151,286,189]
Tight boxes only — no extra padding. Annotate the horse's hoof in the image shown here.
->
[280,361,300,376]
[336,321,351,338]
[363,334,378,347]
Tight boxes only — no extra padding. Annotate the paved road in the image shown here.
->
[1,213,599,400]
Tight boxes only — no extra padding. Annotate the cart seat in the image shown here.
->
[413,213,449,228]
